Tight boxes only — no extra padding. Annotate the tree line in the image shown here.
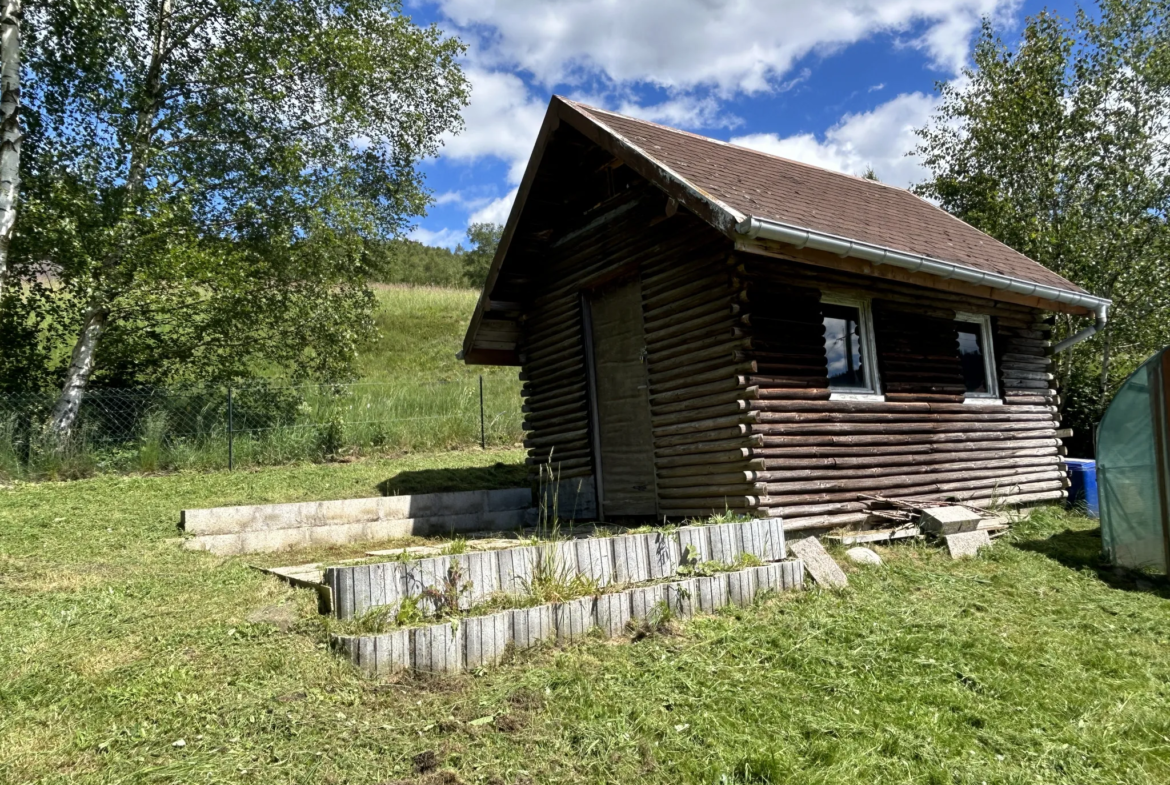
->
[368,222,502,289]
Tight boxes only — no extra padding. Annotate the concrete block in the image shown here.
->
[511,604,556,650]
[677,526,710,566]
[783,560,805,590]
[696,574,730,613]
[574,537,614,587]
[945,529,991,559]
[789,536,848,588]
[920,505,983,535]
[497,545,539,594]
[374,629,411,674]
[750,564,781,592]
[411,622,463,674]
[727,569,756,606]
[480,508,530,529]
[544,540,578,583]
[666,579,697,619]
[463,611,512,669]
[325,567,352,619]
[742,518,785,562]
[405,556,452,614]
[461,550,501,606]
[540,476,598,521]
[611,534,652,585]
[595,591,632,638]
[647,531,681,579]
[628,584,667,622]
[708,523,743,565]
[332,634,361,666]
[486,487,534,511]
[555,596,596,644]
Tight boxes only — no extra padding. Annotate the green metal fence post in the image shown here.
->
[227,385,234,471]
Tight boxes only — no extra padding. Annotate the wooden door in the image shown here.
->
[583,277,657,517]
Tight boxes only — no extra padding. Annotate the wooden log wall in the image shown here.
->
[736,252,1069,531]
[518,191,761,519]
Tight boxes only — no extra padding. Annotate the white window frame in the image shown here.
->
[955,311,1001,403]
[821,292,883,401]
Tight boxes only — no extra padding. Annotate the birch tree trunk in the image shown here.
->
[46,306,107,439]
[47,0,171,444]
[0,0,21,300]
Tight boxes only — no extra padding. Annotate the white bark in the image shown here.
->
[47,307,107,441]
[48,0,170,443]
[0,0,21,300]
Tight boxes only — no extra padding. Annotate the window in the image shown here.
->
[821,294,880,397]
[955,312,999,400]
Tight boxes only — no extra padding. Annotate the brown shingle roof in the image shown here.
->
[570,101,1085,295]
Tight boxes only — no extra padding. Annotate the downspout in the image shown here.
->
[1052,302,1108,354]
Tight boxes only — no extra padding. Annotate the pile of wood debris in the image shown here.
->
[825,494,1014,558]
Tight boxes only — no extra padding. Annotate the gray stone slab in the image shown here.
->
[666,579,697,619]
[555,596,596,644]
[411,622,463,674]
[405,556,453,614]
[727,568,756,606]
[628,584,667,622]
[677,526,710,566]
[373,629,411,674]
[611,534,652,585]
[845,547,882,566]
[574,537,614,587]
[497,545,539,594]
[945,529,991,559]
[696,574,730,613]
[358,635,375,670]
[920,505,983,535]
[708,523,743,565]
[464,611,512,669]
[789,536,848,588]
[511,604,556,650]
[647,530,681,579]
[595,592,632,638]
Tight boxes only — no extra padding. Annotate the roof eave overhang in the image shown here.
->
[735,216,1112,318]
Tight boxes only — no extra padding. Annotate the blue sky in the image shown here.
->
[405,0,1079,249]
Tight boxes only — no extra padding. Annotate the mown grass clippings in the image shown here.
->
[3,467,1170,784]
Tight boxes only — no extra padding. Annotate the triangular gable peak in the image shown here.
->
[461,96,1108,363]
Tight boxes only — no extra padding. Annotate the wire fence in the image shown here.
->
[0,376,524,478]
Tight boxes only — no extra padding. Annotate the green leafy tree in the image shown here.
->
[2,0,468,440]
[364,237,466,287]
[462,222,502,288]
[915,0,1170,451]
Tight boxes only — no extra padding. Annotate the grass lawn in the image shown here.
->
[3,453,1170,784]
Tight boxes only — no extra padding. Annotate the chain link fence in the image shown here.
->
[0,376,523,478]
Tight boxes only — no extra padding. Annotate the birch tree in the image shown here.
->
[0,0,20,299]
[4,0,468,441]
[915,0,1170,453]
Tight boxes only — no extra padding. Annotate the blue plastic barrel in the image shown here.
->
[1064,458,1099,518]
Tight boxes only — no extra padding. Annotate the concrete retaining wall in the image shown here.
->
[332,556,805,674]
[181,487,534,555]
[326,518,787,620]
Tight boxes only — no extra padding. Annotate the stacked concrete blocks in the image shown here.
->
[183,486,535,555]
[327,519,791,621]
[333,558,805,675]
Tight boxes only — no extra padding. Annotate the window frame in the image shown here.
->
[954,311,1001,403]
[821,292,883,401]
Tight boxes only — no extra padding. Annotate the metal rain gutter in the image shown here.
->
[735,216,1109,354]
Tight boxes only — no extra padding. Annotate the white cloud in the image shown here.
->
[408,226,466,248]
[469,187,519,226]
[436,0,1011,94]
[438,67,546,184]
[730,91,939,188]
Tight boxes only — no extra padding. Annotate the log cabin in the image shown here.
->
[459,96,1111,532]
